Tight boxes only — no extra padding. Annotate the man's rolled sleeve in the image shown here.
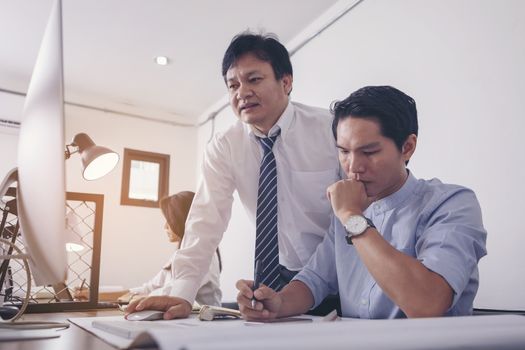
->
[417,188,487,309]
[293,217,339,309]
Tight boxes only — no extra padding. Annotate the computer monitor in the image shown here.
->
[1,0,67,287]
[17,0,68,286]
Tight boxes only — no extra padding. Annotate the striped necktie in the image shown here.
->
[255,131,281,291]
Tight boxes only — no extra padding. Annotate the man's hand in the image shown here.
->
[236,279,282,321]
[125,296,192,320]
[117,291,145,304]
[327,179,374,222]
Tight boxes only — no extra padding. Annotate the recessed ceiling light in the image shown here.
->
[154,56,170,66]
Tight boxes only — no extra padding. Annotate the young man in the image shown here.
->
[236,85,487,320]
[126,33,340,319]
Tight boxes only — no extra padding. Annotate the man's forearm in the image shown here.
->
[353,229,453,317]
[276,280,315,318]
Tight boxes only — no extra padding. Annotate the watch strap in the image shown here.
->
[345,217,375,245]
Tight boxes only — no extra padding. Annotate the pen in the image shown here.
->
[252,259,263,308]
[79,278,86,290]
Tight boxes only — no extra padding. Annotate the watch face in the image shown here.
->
[345,215,368,235]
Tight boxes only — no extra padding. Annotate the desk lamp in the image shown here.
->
[63,132,118,252]
[65,133,119,181]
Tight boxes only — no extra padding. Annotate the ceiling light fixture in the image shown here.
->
[154,56,169,66]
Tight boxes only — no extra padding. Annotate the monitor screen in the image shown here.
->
[15,0,67,286]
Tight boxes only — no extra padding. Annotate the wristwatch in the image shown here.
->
[344,215,375,245]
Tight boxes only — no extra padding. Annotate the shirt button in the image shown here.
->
[361,298,367,305]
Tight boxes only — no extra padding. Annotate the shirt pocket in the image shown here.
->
[291,169,337,217]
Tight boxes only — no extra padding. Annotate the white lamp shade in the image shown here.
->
[81,147,119,180]
[71,133,119,180]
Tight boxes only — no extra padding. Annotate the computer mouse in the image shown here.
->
[125,310,165,321]
[0,305,19,320]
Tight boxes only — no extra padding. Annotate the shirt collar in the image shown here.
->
[248,100,293,141]
[367,170,418,214]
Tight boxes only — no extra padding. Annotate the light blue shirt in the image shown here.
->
[294,171,487,319]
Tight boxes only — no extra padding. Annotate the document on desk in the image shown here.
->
[68,314,319,349]
[69,314,525,350]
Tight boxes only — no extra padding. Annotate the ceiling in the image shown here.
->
[0,0,339,123]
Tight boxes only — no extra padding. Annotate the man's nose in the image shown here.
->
[347,155,365,177]
[237,83,253,100]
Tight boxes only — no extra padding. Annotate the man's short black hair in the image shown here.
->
[331,86,418,151]
[222,32,293,81]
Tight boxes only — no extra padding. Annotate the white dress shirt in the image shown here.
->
[170,101,340,304]
[129,243,222,306]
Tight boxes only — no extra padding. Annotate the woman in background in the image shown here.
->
[123,191,222,306]
[76,191,222,306]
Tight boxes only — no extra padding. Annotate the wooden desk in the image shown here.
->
[1,309,123,350]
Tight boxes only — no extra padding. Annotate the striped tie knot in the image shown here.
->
[258,132,280,154]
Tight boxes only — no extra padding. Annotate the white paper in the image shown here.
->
[70,314,525,350]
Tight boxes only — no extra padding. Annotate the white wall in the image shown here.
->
[0,132,18,176]
[64,105,198,289]
[197,0,525,308]
[1,93,199,290]
[0,92,23,177]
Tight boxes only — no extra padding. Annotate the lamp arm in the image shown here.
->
[64,144,79,159]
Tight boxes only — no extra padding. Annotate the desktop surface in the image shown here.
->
[1,309,122,350]
[2,309,525,350]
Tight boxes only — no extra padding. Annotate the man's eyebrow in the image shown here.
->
[226,70,261,81]
[336,142,381,150]
[359,142,381,150]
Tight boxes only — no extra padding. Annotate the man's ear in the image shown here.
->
[281,74,293,95]
[402,134,417,162]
